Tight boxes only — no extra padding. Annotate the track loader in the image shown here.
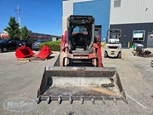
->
[36,15,127,104]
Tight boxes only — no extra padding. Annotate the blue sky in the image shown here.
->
[0,0,62,36]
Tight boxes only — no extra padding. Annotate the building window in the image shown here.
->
[114,0,121,8]
[95,29,100,36]
[133,30,145,41]
[95,29,99,31]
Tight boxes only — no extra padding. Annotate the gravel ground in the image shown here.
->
[0,48,153,115]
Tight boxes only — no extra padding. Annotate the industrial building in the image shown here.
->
[28,30,60,41]
[0,30,60,41]
[62,0,153,47]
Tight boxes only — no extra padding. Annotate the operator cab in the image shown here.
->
[107,29,121,44]
[67,15,95,52]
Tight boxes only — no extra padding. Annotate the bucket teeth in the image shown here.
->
[69,96,73,104]
[36,96,41,104]
[113,97,117,104]
[36,95,126,104]
[101,96,106,105]
[58,96,62,104]
[80,96,84,104]
[91,96,95,104]
[121,96,128,104]
[47,96,52,104]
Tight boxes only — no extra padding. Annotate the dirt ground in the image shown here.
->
[0,48,153,115]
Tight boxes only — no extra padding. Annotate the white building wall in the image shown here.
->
[62,0,92,34]
[110,0,153,24]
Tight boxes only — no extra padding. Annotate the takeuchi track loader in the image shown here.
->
[36,15,127,104]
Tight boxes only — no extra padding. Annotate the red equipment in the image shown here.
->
[35,45,52,59]
[15,46,35,58]
[36,15,127,104]
[60,31,102,67]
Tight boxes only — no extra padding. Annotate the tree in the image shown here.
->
[4,17,20,39]
[20,26,30,40]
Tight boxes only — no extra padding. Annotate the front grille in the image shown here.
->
[108,46,118,49]
[72,50,90,54]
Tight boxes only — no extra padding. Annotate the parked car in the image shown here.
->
[0,38,20,52]
[32,39,47,51]
[17,40,32,49]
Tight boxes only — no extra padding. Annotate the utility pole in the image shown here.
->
[57,19,59,37]
[15,6,21,28]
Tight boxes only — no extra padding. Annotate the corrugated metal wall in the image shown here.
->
[110,0,153,24]
[63,0,90,17]
[110,23,153,47]
[62,0,153,47]
[73,0,110,39]
[62,0,92,34]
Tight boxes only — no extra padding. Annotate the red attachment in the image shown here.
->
[15,46,35,58]
[35,45,52,59]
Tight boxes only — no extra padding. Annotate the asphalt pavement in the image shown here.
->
[0,49,153,115]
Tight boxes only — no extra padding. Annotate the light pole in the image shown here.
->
[15,6,21,28]
[57,19,59,37]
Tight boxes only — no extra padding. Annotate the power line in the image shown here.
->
[15,6,21,28]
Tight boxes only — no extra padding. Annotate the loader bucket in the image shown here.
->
[36,67,127,104]
[35,45,52,59]
[15,46,35,58]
